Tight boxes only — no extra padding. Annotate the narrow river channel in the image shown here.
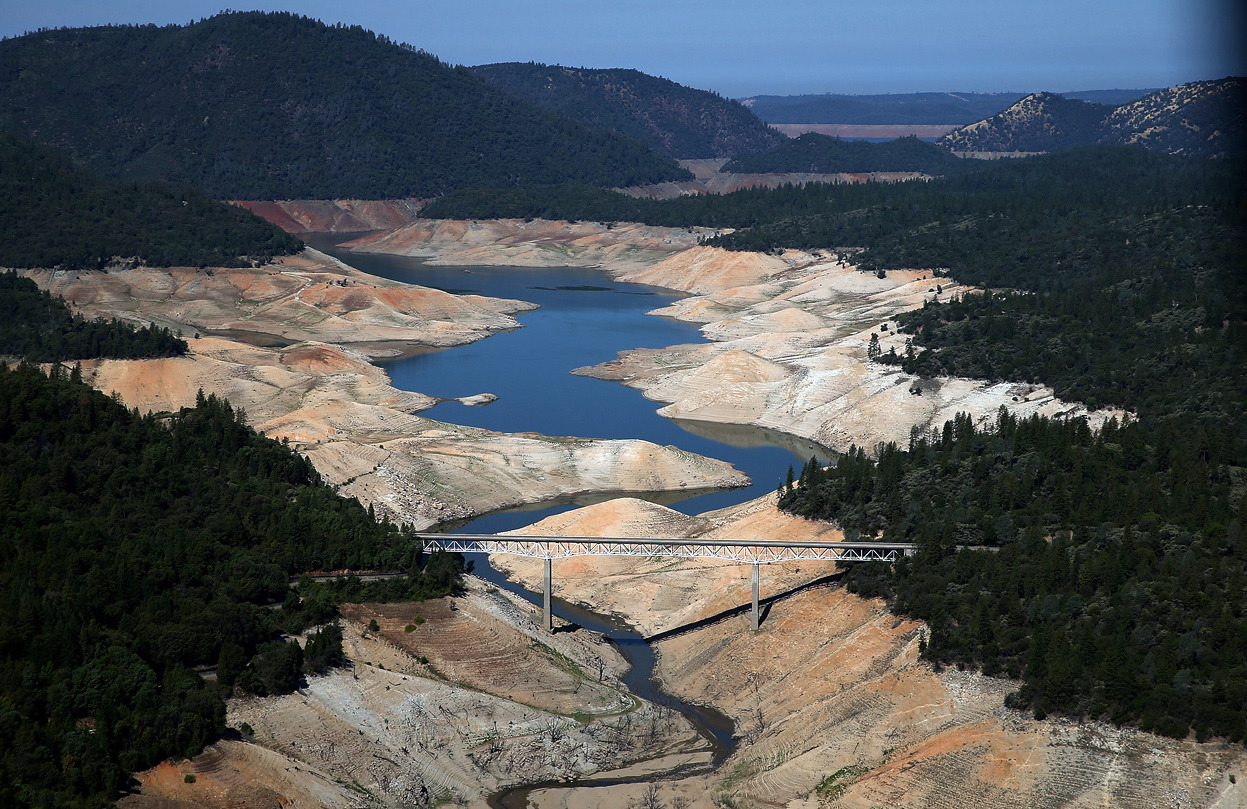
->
[467,554,734,807]
[305,234,826,801]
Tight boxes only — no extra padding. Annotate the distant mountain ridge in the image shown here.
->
[0,12,689,199]
[471,62,786,159]
[940,78,1245,157]
[740,89,1158,126]
[742,91,1029,125]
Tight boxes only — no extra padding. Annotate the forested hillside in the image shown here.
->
[0,362,462,806]
[426,146,1246,738]
[0,12,688,198]
[939,78,1245,157]
[722,133,975,175]
[421,145,1235,245]
[766,149,1245,737]
[780,406,1245,740]
[0,273,187,361]
[939,92,1112,152]
[0,133,302,270]
[471,62,785,159]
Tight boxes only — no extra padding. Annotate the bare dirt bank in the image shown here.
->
[235,199,424,233]
[580,246,1121,456]
[483,495,1247,809]
[74,338,747,531]
[340,218,709,271]
[29,252,750,530]
[122,578,704,808]
[24,248,533,357]
[493,495,843,638]
[288,409,749,529]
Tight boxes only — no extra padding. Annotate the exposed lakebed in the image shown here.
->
[302,234,826,799]
[307,233,833,531]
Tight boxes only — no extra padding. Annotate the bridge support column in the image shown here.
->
[751,562,760,631]
[543,557,553,633]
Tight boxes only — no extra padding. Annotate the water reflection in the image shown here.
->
[669,418,837,467]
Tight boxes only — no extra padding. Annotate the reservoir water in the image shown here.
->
[301,236,821,798]
[306,233,833,532]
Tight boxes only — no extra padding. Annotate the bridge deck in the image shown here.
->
[414,533,914,633]
[413,533,914,563]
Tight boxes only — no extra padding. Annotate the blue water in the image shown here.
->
[306,234,834,531]
[305,236,764,796]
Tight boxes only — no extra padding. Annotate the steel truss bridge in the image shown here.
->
[414,533,914,632]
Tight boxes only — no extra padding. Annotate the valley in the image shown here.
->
[39,216,1240,808]
[1,11,1242,809]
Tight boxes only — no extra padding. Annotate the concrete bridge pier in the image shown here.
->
[543,557,553,632]
[412,532,913,635]
[751,562,760,631]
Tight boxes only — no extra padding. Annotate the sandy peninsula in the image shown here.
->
[25,247,749,529]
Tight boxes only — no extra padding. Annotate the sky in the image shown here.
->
[0,0,1241,97]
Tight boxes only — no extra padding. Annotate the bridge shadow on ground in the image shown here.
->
[644,570,846,643]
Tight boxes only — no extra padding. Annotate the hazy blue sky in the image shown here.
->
[1,0,1240,97]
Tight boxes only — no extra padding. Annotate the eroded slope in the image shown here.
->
[123,579,704,808]
[490,496,1246,809]
[584,246,1118,455]
[30,252,749,529]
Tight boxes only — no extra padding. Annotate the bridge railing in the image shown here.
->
[412,533,914,563]
[414,533,914,633]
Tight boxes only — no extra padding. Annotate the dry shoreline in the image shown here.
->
[37,215,1240,807]
[27,248,751,530]
[483,496,1247,809]
[334,220,1120,457]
